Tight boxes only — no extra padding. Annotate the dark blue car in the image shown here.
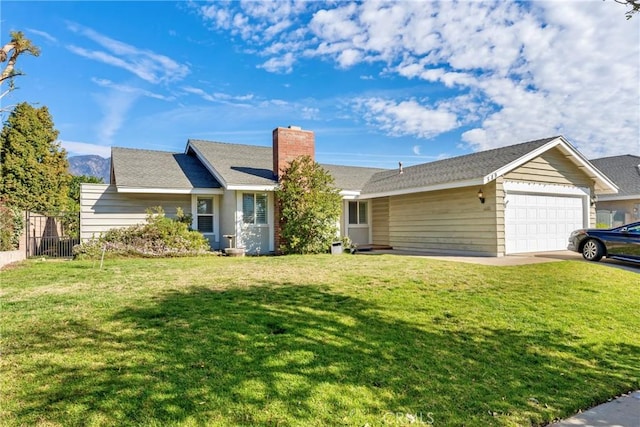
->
[568,221,640,263]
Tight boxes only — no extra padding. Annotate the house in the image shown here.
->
[590,155,640,227]
[80,126,617,256]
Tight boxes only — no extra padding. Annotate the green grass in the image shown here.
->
[1,255,638,426]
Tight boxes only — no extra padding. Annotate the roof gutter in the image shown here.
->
[226,184,277,191]
[116,186,224,195]
[596,194,640,201]
[361,178,484,199]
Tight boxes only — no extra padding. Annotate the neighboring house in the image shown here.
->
[590,155,640,227]
[80,126,617,256]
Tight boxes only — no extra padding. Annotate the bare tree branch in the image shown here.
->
[611,0,640,19]
[0,31,40,99]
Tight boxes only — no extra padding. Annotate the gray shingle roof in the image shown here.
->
[591,155,640,197]
[321,164,387,192]
[361,137,558,195]
[113,135,601,196]
[188,140,276,186]
[111,147,221,189]
[188,139,386,190]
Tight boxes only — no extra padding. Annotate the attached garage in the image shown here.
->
[504,189,587,253]
[361,136,618,257]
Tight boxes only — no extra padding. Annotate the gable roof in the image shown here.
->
[186,139,385,192]
[110,134,617,197]
[362,137,554,196]
[360,136,618,197]
[187,140,276,189]
[590,155,640,200]
[111,147,222,193]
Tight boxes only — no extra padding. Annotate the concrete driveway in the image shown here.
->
[550,390,640,427]
[358,249,640,271]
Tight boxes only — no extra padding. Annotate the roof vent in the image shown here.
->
[399,161,403,174]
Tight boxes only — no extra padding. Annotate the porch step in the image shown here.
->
[356,244,393,252]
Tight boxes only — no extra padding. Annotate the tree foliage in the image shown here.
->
[1,31,40,101]
[275,155,342,254]
[0,102,71,213]
[68,175,103,207]
[0,202,24,251]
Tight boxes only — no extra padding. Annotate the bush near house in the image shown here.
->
[73,207,210,259]
[276,156,342,254]
[0,203,23,251]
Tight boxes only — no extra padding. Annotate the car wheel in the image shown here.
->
[582,239,604,262]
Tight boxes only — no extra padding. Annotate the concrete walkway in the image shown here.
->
[549,391,640,427]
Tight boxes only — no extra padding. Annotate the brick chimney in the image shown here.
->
[273,126,315,253]
[272,126,315,179]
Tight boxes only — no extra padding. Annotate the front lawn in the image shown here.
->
[1,255,638,426]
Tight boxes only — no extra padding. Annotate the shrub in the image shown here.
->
[275,156,342,254]
[0,203,24,251]
[73,206,210,259]
[174,207,193,229]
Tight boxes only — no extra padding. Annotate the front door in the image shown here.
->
[239,192,272,254]
[346,200,370,245]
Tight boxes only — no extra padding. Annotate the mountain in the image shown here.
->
[68,155,111,183]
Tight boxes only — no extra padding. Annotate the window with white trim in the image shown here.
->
[348,201,368,225]
[243,193,268,225]
[197,197,214,233]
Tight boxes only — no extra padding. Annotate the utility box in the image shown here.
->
[330,242,343,255]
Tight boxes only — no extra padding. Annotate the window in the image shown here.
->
[348,201,368,225]
[197,198,214,233]
[243,193,268,225]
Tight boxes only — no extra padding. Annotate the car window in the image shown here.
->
[627,225,640,234]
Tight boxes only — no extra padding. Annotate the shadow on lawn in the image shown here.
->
[16,283,640,426]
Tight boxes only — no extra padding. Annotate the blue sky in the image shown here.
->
[2,1,639,168]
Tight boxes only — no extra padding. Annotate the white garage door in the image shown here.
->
[505,193,585,254]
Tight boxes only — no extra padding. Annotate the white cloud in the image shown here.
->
[92,78,173,100]
[182,86,254,105]
[88,78,176,146]
[354,98,461,139]
[337,49,362,68]
[94,89,139,146]
[301,106,320,120]
[412,145,421,155]
[193,1,317,71]
[67,22,189,84]
[193,1,639,157]
[27,28,57,43]
[259,52,295,73]
[60,140,111,157]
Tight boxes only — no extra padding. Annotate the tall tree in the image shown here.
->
[1,31,40,101]
[275,155,342,254]
[0,102,70,213]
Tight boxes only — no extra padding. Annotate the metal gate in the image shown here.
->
[26,212,80,258]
